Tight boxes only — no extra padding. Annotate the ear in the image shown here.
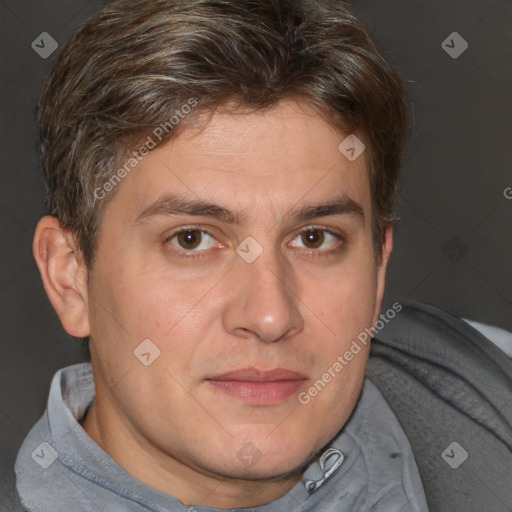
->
[373,225,394,323]
[33,215,90,338]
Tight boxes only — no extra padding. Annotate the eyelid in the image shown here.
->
[288,225,346,251]
[290,224,345,240]
[163,224,346,259]
[164,225,218,241]
[164,225,224,252]
[165,224,342,240]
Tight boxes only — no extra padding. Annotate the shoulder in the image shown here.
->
[367,300,512,511]
[14,412,58,511]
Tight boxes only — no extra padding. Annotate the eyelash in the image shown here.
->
[164,225,346,259]
[164,225,220,260]
[289,226,345,258]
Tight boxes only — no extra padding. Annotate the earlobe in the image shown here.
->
[33,215,90,338]
[379,225,394,270]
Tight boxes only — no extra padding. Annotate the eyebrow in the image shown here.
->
[133,193,365,226]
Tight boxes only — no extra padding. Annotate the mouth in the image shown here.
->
[205,367,308,405]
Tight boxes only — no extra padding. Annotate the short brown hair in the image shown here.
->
[38,0,409,268]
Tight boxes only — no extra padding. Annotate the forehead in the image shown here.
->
[103,99,371,224]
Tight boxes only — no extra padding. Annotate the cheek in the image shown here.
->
[91,255,210,332]
[303,256,377,339]
[88,266,225,387]
[295,254,376,422]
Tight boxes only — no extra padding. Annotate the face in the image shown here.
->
[80,100,391,503]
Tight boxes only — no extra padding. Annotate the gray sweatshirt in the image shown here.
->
[14,363,429,511]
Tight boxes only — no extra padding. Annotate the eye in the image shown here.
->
[289,228,342,251]
[167,229,218,251]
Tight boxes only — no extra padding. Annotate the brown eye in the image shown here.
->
[174,230,204,249]
[167,228,215,252]
[301,229,325,249]
[166,228,221,257]
[289,228,342,254]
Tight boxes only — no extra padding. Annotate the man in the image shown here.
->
[13,0,440,509]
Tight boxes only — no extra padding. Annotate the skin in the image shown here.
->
[33,99,393,508]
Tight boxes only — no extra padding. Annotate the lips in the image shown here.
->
[206,367,307,404]
[211,368,306,382]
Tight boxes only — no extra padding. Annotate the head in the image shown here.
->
[33,0,408,507]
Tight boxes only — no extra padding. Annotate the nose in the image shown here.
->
[221,248,304,343]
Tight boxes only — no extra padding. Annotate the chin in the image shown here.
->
[224,457,306,482]
[212,441,315,481]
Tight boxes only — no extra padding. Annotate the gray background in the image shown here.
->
[0,0,511,507]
